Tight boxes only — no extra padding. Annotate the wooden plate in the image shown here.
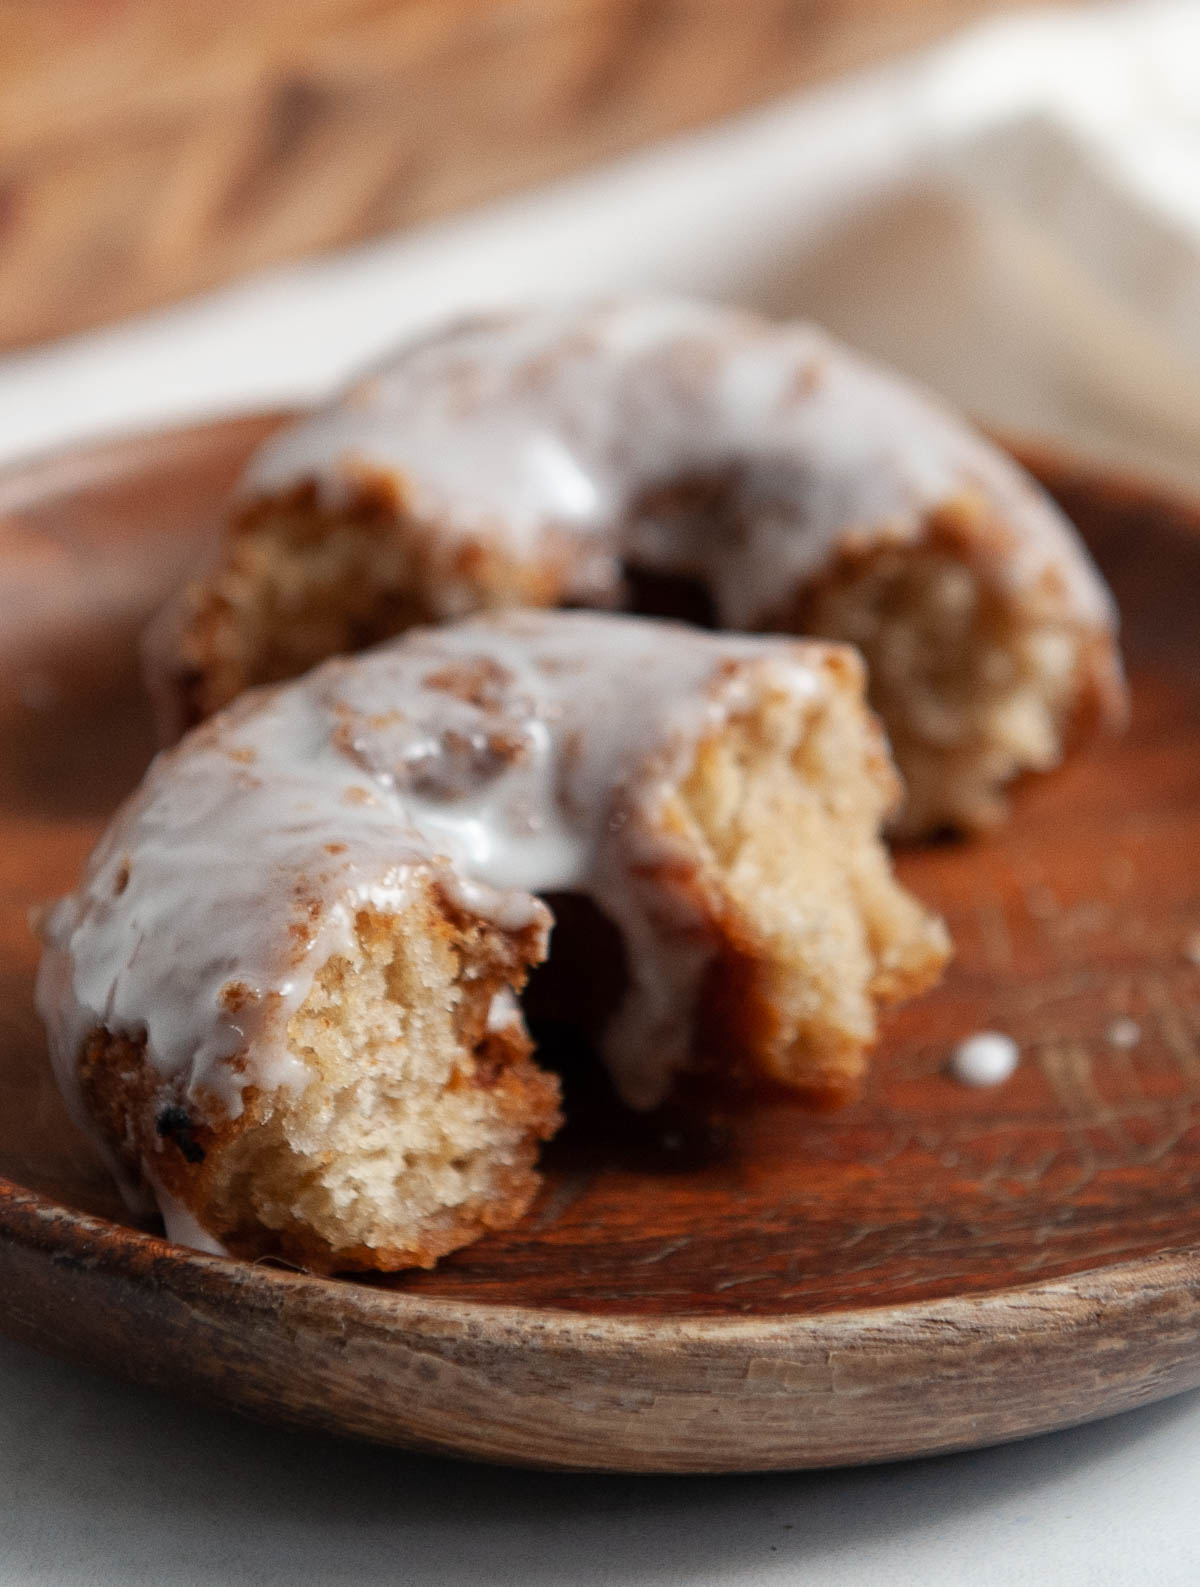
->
[1,416,1198,1472]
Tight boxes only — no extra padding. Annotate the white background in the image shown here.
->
[4,5,1200,1581]
[4,1329,1200,1587]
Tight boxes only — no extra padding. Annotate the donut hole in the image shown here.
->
[525,892,630,1025]
[515,893,722,1167]
[623,564,719,630]
[799,548,1087,836]
[185,889,559,1271]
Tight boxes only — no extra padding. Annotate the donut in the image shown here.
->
[40,611,949,1271]
[146,297,1127,835]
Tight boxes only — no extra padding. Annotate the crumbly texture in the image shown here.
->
[145,482,571,738]
[795,546,1104,837]
[671,650,949,1103]
[79,885,560,1272]
[71,644,947,1273]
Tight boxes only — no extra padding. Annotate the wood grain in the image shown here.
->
[0,0,1031,349]
[0,417,1198,1469]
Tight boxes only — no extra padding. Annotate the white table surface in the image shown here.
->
[4,1330,1200,1587]
[4,6,1200,1582]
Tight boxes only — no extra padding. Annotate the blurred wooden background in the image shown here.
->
[1,0,1028,350]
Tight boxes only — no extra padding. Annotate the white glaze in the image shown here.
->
[950,1031,1020,1087]
[37,611,835,1141]
[153,1181,230,1257]
[244,297,1117,630]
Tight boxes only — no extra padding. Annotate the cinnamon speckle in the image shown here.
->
[423,656,514,712]
[220,980,257,1014]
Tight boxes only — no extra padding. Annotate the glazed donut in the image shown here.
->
[40,611,948,1271]
[146,297,1127,835]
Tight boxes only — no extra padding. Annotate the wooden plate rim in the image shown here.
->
[4,1171,1200,1341]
